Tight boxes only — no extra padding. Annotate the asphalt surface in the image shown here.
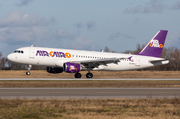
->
[0,78,180,80]
[0,88,180,99]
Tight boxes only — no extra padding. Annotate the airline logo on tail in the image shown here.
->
[150,39,163,48]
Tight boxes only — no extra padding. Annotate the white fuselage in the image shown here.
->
[7,47,169,71]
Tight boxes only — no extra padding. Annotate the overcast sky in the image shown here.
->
[1,0,180,56]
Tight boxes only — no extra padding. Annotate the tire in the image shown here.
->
[86,73,93,78]
[75,73,81,78]
[26,72,31,75]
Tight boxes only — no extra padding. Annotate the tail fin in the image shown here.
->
[136,30,168,57]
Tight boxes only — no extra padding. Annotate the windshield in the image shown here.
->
[14,50,24,54]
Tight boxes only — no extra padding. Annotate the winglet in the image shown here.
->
[136,30,168,57]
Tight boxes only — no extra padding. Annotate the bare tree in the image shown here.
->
[104,46,110,52]
[0,57,8,70]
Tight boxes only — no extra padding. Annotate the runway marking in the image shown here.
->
[1,88,180,89]
[1,92,180,94]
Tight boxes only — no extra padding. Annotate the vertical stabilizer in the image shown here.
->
[136,30,168,57]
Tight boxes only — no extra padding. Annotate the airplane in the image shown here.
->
[7,30,169,78]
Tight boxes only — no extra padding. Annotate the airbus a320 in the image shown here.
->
[7,30,169,78]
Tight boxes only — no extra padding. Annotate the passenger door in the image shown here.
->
[29,47,35,58]
[135,56,140,66]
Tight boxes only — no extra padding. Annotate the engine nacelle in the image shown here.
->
[46,67,63,73]
[63,62,81,73]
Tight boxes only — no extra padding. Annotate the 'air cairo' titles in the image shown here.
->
[36,50,71,58]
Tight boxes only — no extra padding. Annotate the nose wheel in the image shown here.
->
[86,73,93,78]
[26,71,31,75]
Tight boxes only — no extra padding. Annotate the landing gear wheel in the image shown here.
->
[86,73,93,78]
[26,71,31,75]
[75,73,82,78]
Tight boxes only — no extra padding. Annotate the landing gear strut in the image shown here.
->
[75,72,82,78]
[26,65,32,75]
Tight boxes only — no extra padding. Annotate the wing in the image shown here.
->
[71,58,123,69]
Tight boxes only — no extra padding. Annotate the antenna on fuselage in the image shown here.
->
[31,45,36,47]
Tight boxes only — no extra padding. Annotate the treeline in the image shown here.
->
[0,56,45,70]
[7,62,46,70]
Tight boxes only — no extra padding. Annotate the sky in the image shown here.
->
[1,0,180,57]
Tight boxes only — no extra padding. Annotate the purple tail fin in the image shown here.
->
[136,30,168,57]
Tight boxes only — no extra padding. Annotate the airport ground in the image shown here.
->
[0,70,180,87]
[0,70,180,78]
[0,70,180,119]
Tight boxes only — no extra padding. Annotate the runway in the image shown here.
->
[0,88,180,99]
[0,78,180,80]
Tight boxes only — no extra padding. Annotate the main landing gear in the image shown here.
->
[74,71,93,78]
[86,73,93,78]
[75,72,82,78]
[26,65,32,75]
[86,69,93,78]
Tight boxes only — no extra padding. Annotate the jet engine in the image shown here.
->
[63,62,81,73]
[46,67,63,73]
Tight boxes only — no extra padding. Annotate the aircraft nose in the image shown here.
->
[7,53,14,61]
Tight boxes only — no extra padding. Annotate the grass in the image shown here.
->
[1,80,180,87]
[0,98,180,119]
[0,70,179,78]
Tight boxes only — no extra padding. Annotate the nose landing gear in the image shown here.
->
[26,65,32,75]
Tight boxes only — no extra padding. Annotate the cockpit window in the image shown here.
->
[14,50,24,54]
[14,50,18,53]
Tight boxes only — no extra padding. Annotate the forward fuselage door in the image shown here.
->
[29,47,35,58]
